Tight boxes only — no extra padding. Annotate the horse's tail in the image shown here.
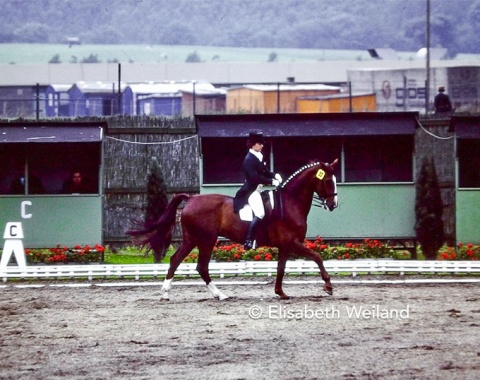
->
[127,193,190,261]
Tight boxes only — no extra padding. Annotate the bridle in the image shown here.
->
[313,194,336,209]
[312,181,337,209]
[279,162,337,211]
[313,168,337,210]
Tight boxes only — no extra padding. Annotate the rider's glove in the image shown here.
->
[272,179,280,187]
[275,173,283,183]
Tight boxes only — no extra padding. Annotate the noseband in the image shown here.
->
[313,192,337,209]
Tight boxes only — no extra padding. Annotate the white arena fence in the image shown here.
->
[1,260,480,282]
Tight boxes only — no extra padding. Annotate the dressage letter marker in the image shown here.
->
[0,222,27,269]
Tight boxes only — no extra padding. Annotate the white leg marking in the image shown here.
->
[207,282,229,300]
[161,278,173,300]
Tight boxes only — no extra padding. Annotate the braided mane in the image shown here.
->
[280,162,321,189]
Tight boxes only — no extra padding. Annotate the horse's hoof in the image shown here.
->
[276,291,290,300]
[323,284,333,295]
[161,293,170,301]
[218,294,229,301]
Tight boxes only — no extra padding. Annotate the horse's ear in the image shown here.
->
[330,158,339,170]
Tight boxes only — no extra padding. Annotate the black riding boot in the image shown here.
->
[244,216,261,250]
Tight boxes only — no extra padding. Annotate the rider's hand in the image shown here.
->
[275,173,283,183]
[272,179,280,187]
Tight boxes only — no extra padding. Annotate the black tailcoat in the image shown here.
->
[233,151,275,213]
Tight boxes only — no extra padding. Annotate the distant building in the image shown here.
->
[226,84,340,113]
[181,84,226,116]
[137,93,182,116]
[123,81,226,116]
[297,92,376,113]
[68,81,126,117]
[348,66,480,113]
[0,84,48,118]
[45,84,71,117]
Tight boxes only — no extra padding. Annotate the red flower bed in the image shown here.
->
[25,244,105,264]
[195,237,480,262]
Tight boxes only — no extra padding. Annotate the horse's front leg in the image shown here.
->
[275,248,290,300]
[289,240,333,295]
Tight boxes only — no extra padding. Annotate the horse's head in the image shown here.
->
[313,159,338,212]
[280,158,339,212]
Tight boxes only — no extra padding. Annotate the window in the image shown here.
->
[202,138,270,184]
[458,139,480,188]
[344,135,413,182]
[201,136,340,184]
[0,143,100,195]
[273,137,342,180]
[197,113,417,186]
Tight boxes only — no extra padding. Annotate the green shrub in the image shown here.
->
[415,157,444,259]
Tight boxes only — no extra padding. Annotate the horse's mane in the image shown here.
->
[280,162,321,189]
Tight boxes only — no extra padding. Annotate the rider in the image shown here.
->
[233,131,282,250]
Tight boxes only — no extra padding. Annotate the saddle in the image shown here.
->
[238,190,283,221]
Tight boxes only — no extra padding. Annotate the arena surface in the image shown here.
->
[1,276,479,379]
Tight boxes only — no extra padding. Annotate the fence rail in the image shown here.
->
[2,260,480,282]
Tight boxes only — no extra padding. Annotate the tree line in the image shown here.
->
[2,0,480,56]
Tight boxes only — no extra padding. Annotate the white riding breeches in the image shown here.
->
[248,191,265,219]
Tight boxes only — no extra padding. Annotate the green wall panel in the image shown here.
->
[456,190,480,244]
[0,196,102,248]
[306,184,415,239]
[200,184,415,240]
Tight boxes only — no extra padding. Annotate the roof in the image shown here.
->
[126,81,225,96]
[138,93,180,100]
[1,61,479,86]
[450,116,480,139]
[70,81,127,94]
[231,84,340,92]
[47,84,72,92]
[368,48,399,60]
[299,92,376,100]
[0,121,106,143]
[196,112,419,138]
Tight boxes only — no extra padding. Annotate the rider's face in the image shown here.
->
[252,142,263,152]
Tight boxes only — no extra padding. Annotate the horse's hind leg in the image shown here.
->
[161,240,195,300]
[196,240,229,300]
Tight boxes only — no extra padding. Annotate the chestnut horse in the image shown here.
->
[129,159,338,300]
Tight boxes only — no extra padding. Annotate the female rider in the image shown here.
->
[233,131,282,250]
